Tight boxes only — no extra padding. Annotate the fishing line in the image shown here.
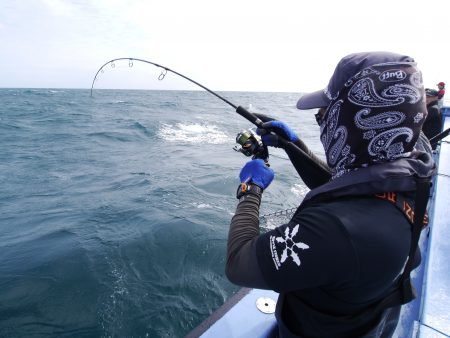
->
[260,207,297,220]
[90,57,264,128]
[259,207,298,230]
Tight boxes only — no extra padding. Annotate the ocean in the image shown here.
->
[0,88,323,337]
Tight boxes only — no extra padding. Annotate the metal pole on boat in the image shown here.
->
[429,127,450,146]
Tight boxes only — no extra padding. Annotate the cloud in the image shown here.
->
[1,0,449,90]
[42,0,75,16]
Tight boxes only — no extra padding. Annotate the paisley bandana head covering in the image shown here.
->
[312,53,427,178]
[297,52,416,109]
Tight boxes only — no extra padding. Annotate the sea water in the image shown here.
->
[0,88,323,337]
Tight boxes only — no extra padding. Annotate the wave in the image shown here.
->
[157,123,230,144]
[0,122,22,130]
[131,121,153,137]
[22,89,58,96]
[159,101,179,108]
[88,131,134,142]
[104,100,131,105]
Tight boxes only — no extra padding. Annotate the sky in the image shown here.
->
[1,0,450,92]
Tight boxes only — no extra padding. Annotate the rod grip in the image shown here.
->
[236,106,263,127]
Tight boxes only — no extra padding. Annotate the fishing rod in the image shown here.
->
[429,127,450,146]
[90,57,264,129]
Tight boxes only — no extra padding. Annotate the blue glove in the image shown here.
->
[256,120,299,147]
[239,159,274,189]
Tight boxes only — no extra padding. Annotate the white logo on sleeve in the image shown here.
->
[269,224,310,270]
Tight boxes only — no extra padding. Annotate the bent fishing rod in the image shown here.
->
[90,57,328,175]
[90,57,264,129]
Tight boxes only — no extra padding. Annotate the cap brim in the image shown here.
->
[296,89,331,110]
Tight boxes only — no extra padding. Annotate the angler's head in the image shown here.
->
[296,51,427,178]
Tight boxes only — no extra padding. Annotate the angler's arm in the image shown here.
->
[285,140,331,189]
[226,193,270,289]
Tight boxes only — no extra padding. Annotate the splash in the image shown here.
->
[158,123,230,144]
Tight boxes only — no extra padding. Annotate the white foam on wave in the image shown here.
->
[291,184,310,198]
[193,203,212,209]
[158,123,230,144]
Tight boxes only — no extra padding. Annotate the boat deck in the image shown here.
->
[186,288,278,338]
[416,108,450,337]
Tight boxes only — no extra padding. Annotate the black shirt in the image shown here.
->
[227,194,415,337]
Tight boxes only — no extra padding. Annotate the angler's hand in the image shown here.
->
[239,159,274,190]
[256,120,299,148]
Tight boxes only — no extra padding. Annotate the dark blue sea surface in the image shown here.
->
[0,88,323,337]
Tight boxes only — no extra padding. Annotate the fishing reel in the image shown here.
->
[233,128,269,162]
